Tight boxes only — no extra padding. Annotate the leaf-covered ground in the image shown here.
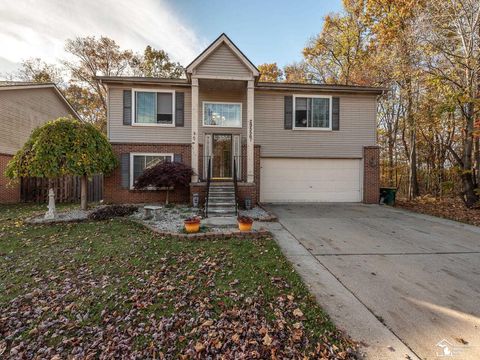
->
[0,204,358,359]
[396,196,480,227]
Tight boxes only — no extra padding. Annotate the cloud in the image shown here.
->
[0,0,205,72]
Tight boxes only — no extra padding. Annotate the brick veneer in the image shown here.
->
[0,153,20,203]
[363,146,380,204]
[104,143,191,204]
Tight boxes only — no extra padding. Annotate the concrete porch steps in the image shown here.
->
[207,182,237,217]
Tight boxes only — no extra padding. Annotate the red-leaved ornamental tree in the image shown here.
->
[134,162,193,204]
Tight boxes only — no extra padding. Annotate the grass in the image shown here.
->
[0,203,356,358]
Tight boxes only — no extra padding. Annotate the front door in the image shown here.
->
[212,134,232,179]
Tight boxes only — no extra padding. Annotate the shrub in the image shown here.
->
[134,162,193,204]
[88,205,138,221]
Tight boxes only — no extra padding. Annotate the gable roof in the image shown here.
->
[186,33,260,78]
[0,82,80,119]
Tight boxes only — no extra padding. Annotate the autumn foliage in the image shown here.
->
[133,161,193,204]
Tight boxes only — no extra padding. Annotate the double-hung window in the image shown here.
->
[294,96,331,130]
[134,90,174,125]
[203,102,242,127]
[130,153,173,188]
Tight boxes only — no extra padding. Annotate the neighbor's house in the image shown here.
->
[99,34,383,206]
[0,82,79,203]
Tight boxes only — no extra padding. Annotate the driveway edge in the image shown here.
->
[265,222,420,360]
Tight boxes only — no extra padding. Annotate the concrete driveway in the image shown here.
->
[264,203,480,360]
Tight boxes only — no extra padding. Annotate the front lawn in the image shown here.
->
[0,203,356,359]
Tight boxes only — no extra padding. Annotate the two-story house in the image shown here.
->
[99,34,383,209]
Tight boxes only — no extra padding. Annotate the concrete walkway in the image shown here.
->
[263,203,480,360]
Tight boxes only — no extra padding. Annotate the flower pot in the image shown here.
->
[238,221,253,232]
[184,218,200,233]
[237,216,253,232]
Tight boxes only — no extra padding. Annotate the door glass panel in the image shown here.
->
[212,134,232,178]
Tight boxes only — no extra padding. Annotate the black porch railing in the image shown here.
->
[233,157,239,215]
[205,157,211,218]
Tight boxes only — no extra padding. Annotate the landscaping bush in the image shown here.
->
[88,205,138,221]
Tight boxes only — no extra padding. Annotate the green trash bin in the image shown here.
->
[380,187,397,206]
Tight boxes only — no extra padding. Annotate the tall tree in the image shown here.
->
[420,0,480,206]
[131,45,184,78]
[303,0,370,85]
[366,0,425,199]
[63,36,135,131]
[284,62,309,83]
[16,58,64,85]
[258,63,283,82]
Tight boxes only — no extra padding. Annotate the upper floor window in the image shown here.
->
[203,102,242,127]
[294,96,331,130]
[134,90,174,126]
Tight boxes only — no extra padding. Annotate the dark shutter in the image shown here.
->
[332,97,340,131]
[284,96,293,129]
[175,92,184,127]
[123,90,132,125]
[120,153,130,189]
[174,154,182,163]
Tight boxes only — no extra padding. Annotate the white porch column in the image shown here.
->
[191,78,199,182]
[247,80,255,183]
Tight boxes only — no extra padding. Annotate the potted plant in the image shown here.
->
[237,215,253,231]
[184,216,201,233]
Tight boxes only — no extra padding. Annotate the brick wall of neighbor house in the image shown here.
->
[0,153,20,203]
[104,144,191,204]
[363,146,380,204]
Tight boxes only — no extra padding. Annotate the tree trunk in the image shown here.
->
[461,102,479,207]
[165,189,169,205]
[475,137,479,188]
[388,139,395,187]
[80,174,88,210]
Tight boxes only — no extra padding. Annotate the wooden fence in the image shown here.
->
[20,175,103,203]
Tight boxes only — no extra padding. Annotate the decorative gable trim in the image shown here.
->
[186,33,260,77]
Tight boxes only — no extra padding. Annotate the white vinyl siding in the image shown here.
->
[108,86,191,144]
[0,88,74,155]
[195,43,253,78]
[260,158,362,202]
[255,91,377,158]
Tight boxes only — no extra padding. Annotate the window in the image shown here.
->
[294,96,331,129]
[134,90,174,125]
[203,102,242,127]
[130,153,173,188]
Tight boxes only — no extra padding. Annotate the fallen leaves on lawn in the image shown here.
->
[0,222,358,359]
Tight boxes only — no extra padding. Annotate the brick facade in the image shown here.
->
[104,143,191,204]
[0,153,20,203]
[190,145,261,208]
[363,146,380,204]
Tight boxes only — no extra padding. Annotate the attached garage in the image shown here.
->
[260,158,362,203]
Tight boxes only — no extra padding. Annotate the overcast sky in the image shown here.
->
[0,0,342,77]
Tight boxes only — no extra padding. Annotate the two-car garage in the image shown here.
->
[259,158,362,203]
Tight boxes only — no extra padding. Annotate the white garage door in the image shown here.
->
[260,158,362,203]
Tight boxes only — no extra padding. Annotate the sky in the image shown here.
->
[0,0,343,77]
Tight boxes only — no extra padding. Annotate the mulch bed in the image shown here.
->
[395,196,480,227]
